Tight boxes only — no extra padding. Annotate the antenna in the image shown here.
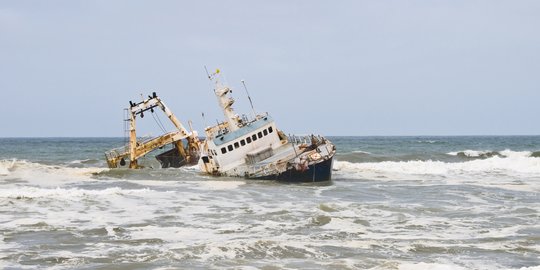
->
[202,112,208,129]
[204,66,211,80]
[241,80,256,118]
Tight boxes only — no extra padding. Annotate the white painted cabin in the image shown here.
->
[198,72,287,175]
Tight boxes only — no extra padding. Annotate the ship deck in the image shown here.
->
[227,143,298,176]
[227,139,334,178]
[258,143,299,164]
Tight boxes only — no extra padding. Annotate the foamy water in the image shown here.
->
[1,137,539,269]
[334,150,540,191]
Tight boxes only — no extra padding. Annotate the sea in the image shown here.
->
[0,136,539,270]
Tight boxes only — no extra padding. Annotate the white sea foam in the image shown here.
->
[334,153,540,192]
[0,159,107,186]
[517,266,540,270]
[0,159,16,176]
[398,262,466,270]
[352,150,372,154]
[334,153,540,178]
[499,149,534,158]
[446,149,532,158]
[0,186,151,200]
[417,140,439,144]
[69,159,93,164]
[447,150,493,157]
[195,180,246,190]
[1,148,538,268]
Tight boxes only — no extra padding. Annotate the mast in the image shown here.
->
[210,69,240,132]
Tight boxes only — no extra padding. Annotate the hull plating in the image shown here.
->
[250,156,334,182]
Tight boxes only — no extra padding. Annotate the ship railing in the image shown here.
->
[287,134,325,146]
[104,135,154,160]
[138,135,154,145]
[105,145,130,161]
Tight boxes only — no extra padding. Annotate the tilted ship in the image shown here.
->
[197,70,335,182]
[105,70,335,182]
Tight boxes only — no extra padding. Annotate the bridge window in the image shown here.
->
[263,129,268,136]
[268,126,273,133]
[221,147,227,154]
[234,142,240,149]
[258,132,262,138]
[228,145,233,151]
[240,139,246,146]
[252,134,257,141]
[247,137,252,143]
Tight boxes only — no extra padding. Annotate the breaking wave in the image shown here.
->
[0,159,107,186]
[334,151,540,181]
[397,263,540,270]
[0,159,16,176]
[352,150,372,154]
[447,149,534,159]
[416,140,443,144]
[0,186,151,200]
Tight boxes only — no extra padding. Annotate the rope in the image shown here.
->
[151,110,167,133]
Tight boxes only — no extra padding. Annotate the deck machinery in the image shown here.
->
[105,92,200,169]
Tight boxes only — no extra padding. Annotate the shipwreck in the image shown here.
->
[105,70,335,182]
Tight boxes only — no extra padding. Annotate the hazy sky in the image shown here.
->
[1,1,539,137]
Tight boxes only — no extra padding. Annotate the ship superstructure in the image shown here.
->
[198,70,335,182]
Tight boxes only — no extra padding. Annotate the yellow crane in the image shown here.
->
[105,92,200,169]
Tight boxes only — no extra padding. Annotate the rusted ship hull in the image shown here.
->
[156,147,200,168]
[250,156,334,182]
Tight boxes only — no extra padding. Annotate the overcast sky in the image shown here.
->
[1,1,539,137]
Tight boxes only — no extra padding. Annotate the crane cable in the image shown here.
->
[151,110,167,133]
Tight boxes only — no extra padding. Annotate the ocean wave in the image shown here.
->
[194,180,246,190]
[334,152,540,179]
[416,140,443,144]
[66,158,104,167]
[0,186,151,200]
[398,262,466,270]
[399,262,538,270]
[69,159,97,164]
[352,150,372,154]
[0,159,107,185]
[446,149,533,159]
[0,159,16,176]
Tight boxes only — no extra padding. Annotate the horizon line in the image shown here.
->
[1,134,540,139]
